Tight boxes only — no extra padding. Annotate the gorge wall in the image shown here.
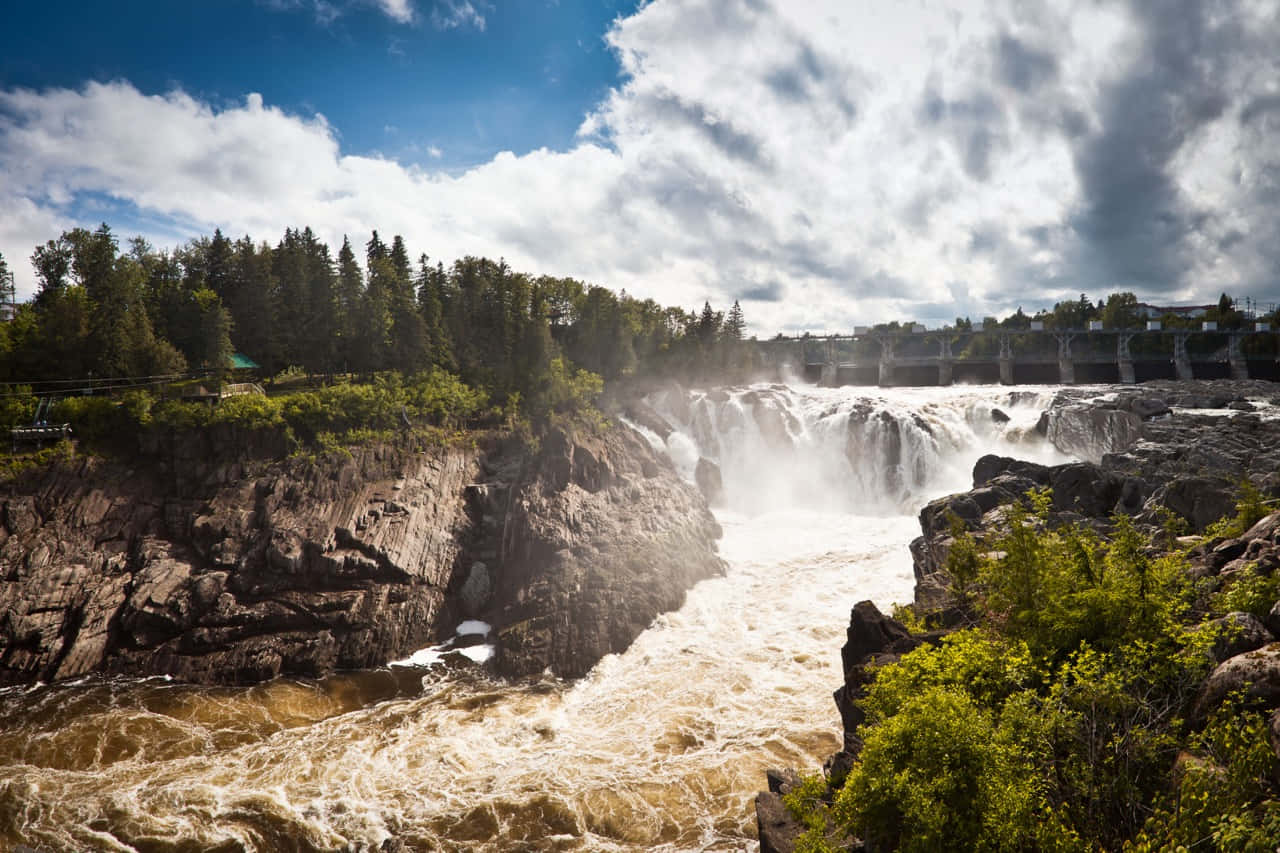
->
[0,420,724,686]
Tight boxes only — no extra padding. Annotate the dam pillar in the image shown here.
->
[819,339,838,386]
[938,338,954,386]
[1173,333,1193,381]
[1055,333,1075,384]
[878,337,896,387]
[998,335,1014,385]
[1228,334,1249,380]
[1117,334,1136,384]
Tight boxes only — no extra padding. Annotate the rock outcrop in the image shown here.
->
[0,420,725,686]
[0,437,481,685]
[491,424,726,678]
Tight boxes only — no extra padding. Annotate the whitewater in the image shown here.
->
[0,383,1072,851]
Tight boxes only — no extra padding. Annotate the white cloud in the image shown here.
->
[427,145,443,158]
[259,0,413,25]
[374,0,415,23]
[430,0,485,32]
[2,0,1279,334]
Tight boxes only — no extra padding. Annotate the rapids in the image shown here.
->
[0,384,1071,852]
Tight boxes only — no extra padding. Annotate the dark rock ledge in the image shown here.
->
[0,420,725,686]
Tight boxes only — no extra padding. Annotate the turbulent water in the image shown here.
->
[0,384,1071,852]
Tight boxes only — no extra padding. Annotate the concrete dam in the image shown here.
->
[763,325,1280,386]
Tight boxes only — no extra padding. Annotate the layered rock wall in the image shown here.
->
[0,434,481,684]
[0,420,725,686]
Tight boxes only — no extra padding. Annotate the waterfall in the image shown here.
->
[638,384,1067,515]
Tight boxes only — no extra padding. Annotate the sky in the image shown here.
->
[1,0,1279,334]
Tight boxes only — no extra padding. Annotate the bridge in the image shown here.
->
[758,324,1280,387]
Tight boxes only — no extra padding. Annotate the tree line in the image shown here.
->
[0,225,756,416]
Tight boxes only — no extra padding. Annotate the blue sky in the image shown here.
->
[2,0,1279,332]
[1,0,636,170]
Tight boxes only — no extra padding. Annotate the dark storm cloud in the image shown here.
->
[994,34,1059,92]
[1068,0,1242,291]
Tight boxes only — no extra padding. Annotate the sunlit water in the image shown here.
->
[0,384,1072,852]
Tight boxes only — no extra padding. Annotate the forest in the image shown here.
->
[0,224,753,430]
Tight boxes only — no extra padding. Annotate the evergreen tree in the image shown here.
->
[229,237,279,374]
[724,300,745,341]
[336,237,364,373]
[205,228,234,301]
[698,301,721,344]
[385,235,427,373]
[416,253,453,370]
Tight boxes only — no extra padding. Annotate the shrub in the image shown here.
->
[830,488,1225,850]
[50,395,135,444]
[1211,565,1280,621]
[0,386,37,430]
[834,686,1074,851]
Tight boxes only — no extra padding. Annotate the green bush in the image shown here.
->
[0,386,37,430]
[978,497,1189,658]
[834,686,1075,851]
[1129,697,1280,851]
[827,489,1245,850]
[1211,566,1280,621]
[49,395,136,444]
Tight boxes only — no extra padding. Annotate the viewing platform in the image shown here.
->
[758,323,1280,387]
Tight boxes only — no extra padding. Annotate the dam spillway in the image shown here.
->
[757,327,1280,386]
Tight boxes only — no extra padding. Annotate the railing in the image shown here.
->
[220,383,266,398]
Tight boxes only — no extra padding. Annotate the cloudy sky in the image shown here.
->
[1,0,1278,333]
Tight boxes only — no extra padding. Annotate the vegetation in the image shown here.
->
[0,227,763,453]
[787,490,1280,851]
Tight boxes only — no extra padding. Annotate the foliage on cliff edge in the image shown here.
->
[788,488,1280,852]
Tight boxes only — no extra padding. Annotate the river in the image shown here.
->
[0,384,1071,852]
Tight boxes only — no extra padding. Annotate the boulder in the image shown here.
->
[1046,405,1142,462]
[1047,463,1127,518]
[1194,644,1280,721]
[622,399,675,441]
[1155,477,1237,533]
[756,792,803,853]
[1204,612,1274,663]
[972,455,1051,489]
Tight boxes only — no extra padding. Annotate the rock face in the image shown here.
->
[492,424,726,678]
[0,421,725,686]
[0,437,481,685]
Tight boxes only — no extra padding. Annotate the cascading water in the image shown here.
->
[0,384,1071,852]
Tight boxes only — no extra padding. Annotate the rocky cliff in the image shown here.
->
[491,424,725,678]
[0,419,725,686]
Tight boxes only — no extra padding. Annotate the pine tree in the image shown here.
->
[724,300,745,341]
[336,237,364,373]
